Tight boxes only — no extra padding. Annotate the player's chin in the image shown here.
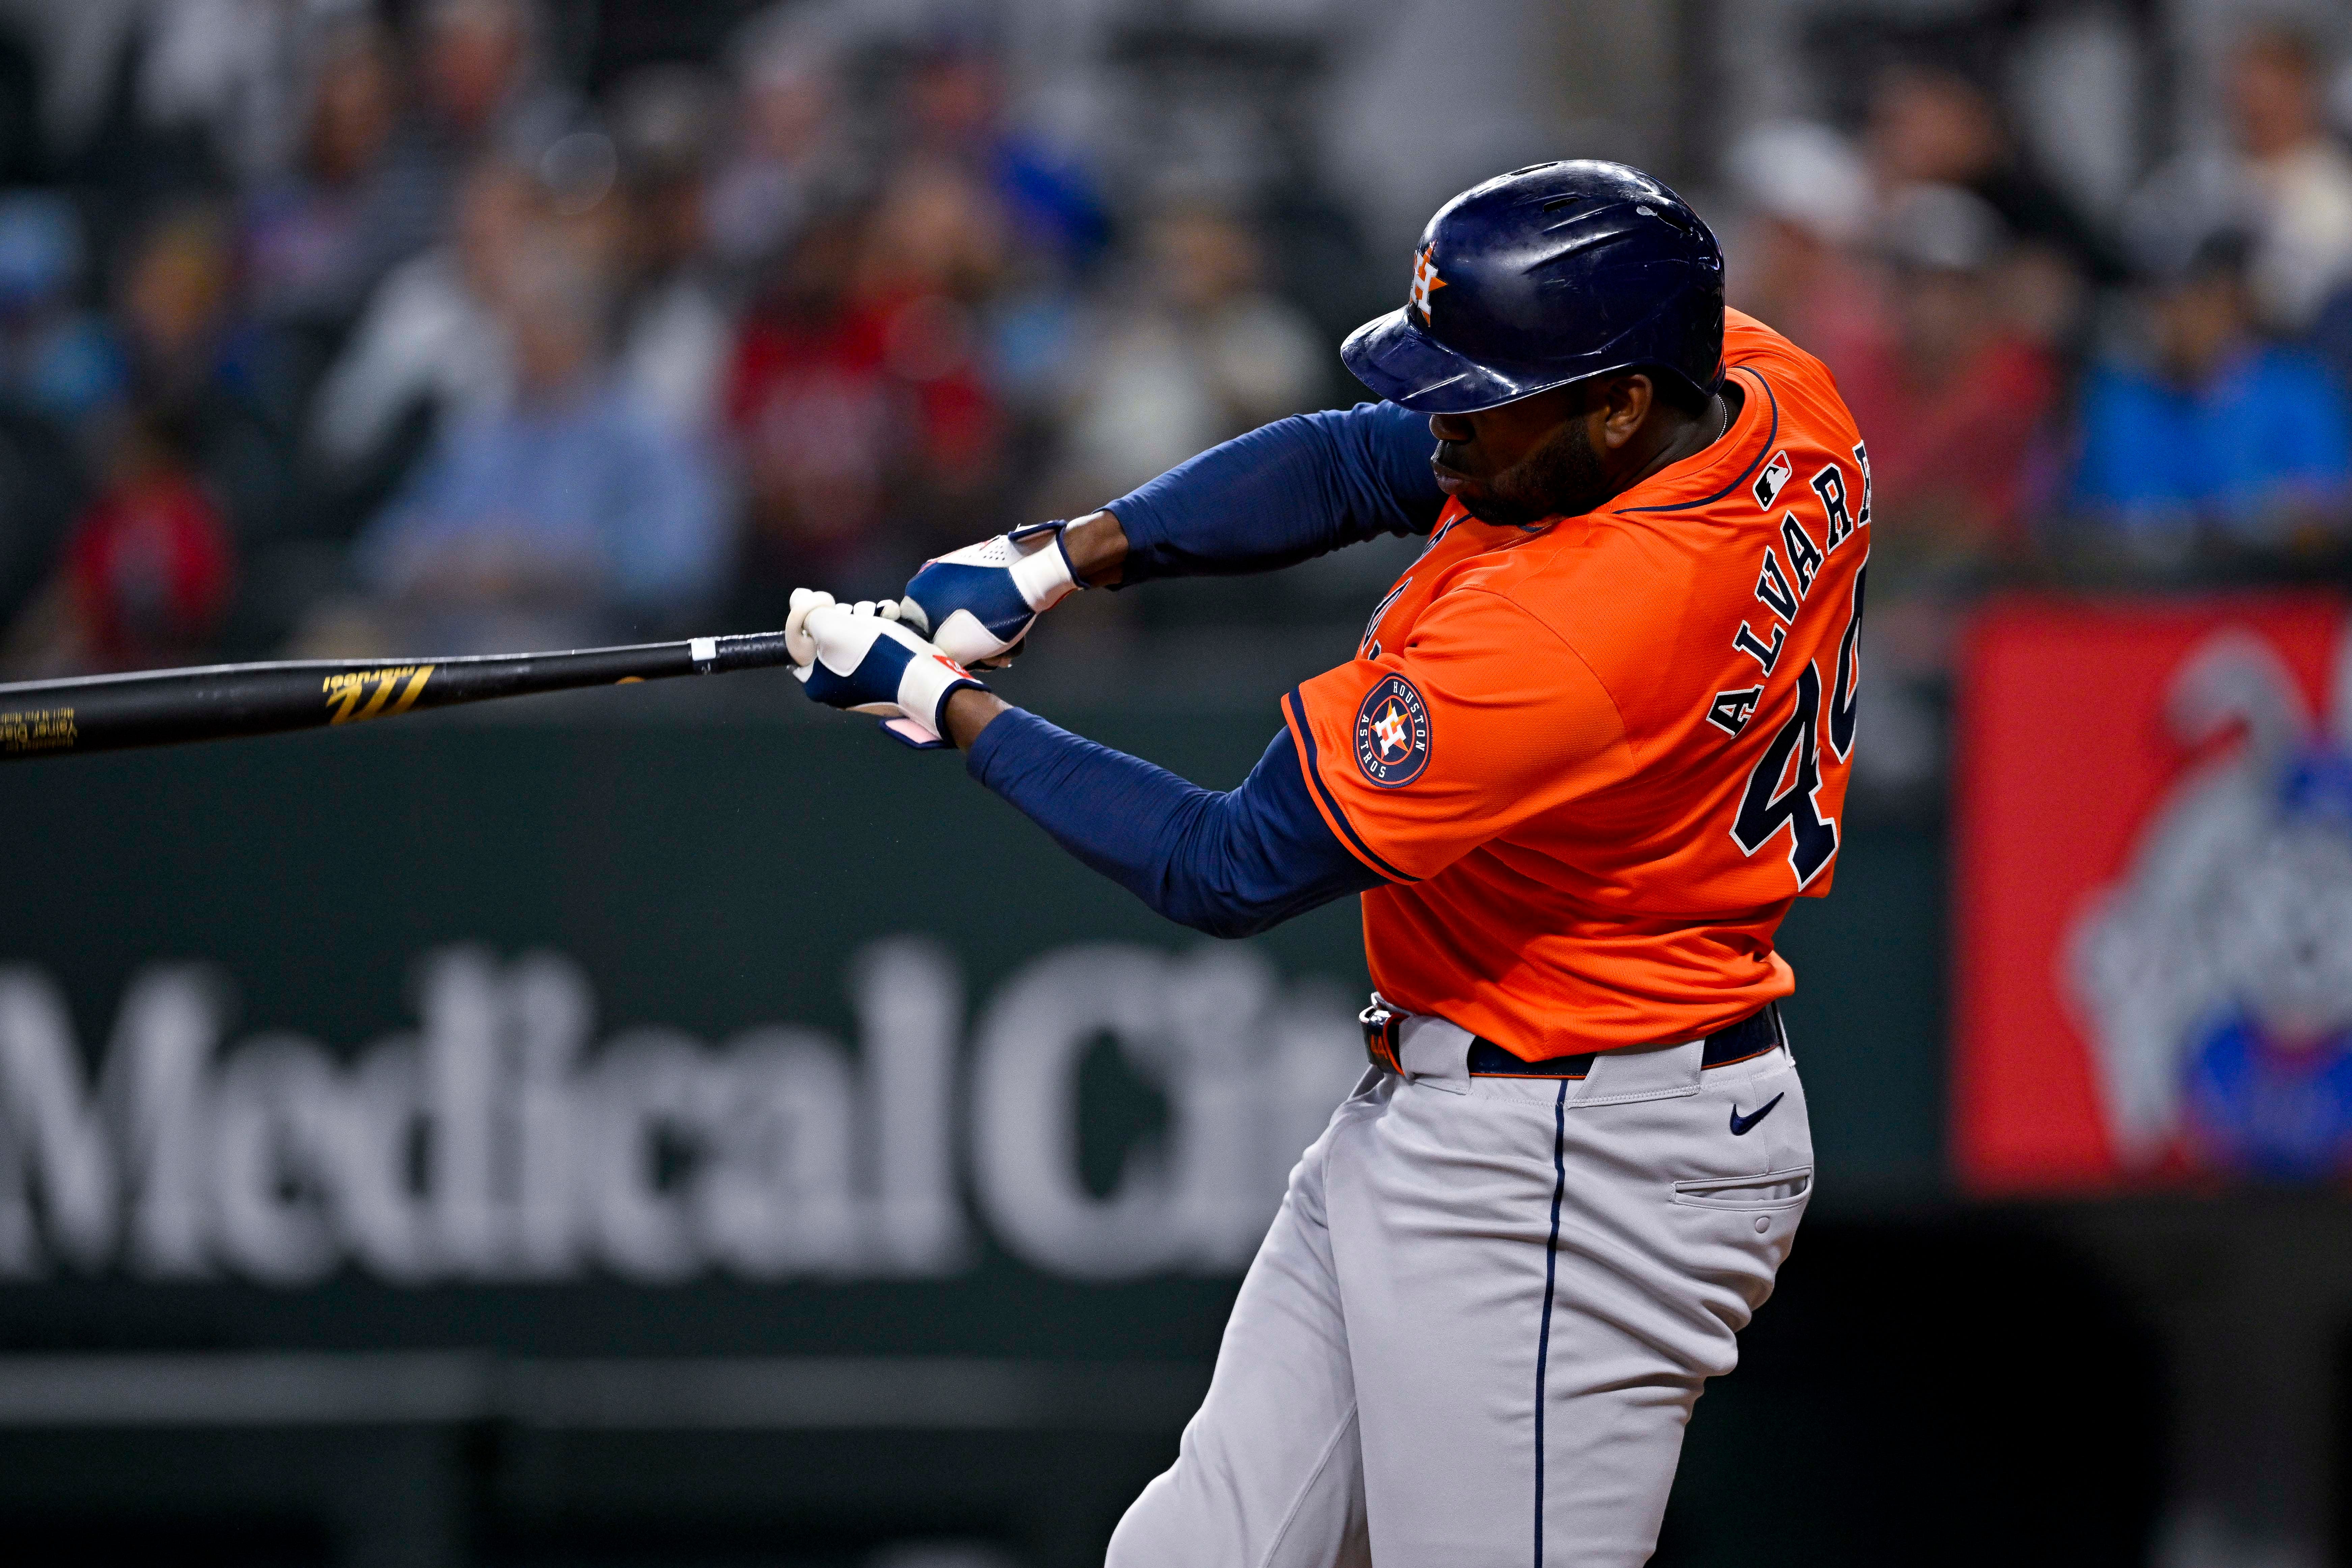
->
[1440,461,1551,525]
[1437,473,1503,515]
[1455,490,1545,527]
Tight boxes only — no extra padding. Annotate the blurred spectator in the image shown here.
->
[858,157,1011,497]
[122,202,235,389]
[2230,26,2352,335]
[607,65,731,440]
[705,6,854,281]
[347,243,724,654]
[0,192,106,626]
[114,200,290,544]
[1866,60,2122,287]
[241,19,440,335]
[309,157,531,492]
[1048,199,1320,509]
[2072,233,2351,567]
[1722,120,1885,373]
[128,0,304,186]
[902,37,1107,274]
[418,0,574,167]
[2130,25,2352,336]
[1834,184,2061,569]
[727,207,894,602]
[3,407,234,676]
[727,162,1010,609]
[0,192,120,423]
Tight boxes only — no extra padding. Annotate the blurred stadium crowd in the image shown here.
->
[0,0,2347,791]
[0,0,1356,678]
[1728,17,2352,791]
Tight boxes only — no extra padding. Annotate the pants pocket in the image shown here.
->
[1671,1166,1813,1210]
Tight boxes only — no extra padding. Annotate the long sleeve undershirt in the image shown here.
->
[968,708,1383,938]
[962,402,1442,936]
[1105,401,1447,583]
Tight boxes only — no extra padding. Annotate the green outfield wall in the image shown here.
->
[0,706,1954,1566]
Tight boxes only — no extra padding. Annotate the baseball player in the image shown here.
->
[787,161,1864,1566]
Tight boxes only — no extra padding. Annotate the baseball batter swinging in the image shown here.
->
[786,161,1865,1567]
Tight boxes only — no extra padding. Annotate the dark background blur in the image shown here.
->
[1,0,2351,1564]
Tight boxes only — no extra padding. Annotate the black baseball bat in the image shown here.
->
[0,630,798,762]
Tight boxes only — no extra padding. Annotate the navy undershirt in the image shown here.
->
[959,403,1441,936]
[968,711,1382,938]
[1109,401,1447,582]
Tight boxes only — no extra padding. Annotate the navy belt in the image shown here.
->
[1360,998,1785,1079]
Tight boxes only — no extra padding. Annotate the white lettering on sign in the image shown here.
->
[0,941,1363,1287]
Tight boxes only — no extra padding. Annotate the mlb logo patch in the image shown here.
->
[1355,675,1431,787]
[1753,450,1793,510]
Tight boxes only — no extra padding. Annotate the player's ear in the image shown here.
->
[1596,373,1654,450]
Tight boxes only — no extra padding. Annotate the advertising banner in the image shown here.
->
[1956,595,2352,1192]
[0,710,1372,1347]
[0,699,1940,1364]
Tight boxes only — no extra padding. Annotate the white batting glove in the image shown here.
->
[787,589,987,749]
[897,521,1081,667]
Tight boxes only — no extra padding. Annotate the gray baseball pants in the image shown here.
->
[1106,1018,1813,1568]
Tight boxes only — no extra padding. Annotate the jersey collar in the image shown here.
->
[1605,364,1778,518]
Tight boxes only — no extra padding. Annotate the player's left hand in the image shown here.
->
[786,589,987,749]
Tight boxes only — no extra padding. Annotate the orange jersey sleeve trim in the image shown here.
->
[1280,686,1418,884]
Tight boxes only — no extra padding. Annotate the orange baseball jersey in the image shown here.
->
[1281,311,1868,1059]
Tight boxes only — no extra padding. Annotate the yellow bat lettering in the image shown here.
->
[323,677,367,724]
[388,665,434,714]
[323,666,434,725]
[352,671,403,722]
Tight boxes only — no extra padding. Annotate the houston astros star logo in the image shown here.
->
[1410,245,1447,322]
[1353,674,1431,788]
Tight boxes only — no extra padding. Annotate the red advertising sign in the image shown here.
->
[1956,595,2352,1193]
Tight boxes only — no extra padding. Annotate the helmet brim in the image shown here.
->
[1340,308,1578,415]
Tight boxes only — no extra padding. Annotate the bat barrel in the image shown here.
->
[0,630,799,761]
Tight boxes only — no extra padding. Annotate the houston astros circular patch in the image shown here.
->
[1354,674,1431,787]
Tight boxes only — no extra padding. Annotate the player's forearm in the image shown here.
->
[958,704,1383,937]
[1101,403,1447,585]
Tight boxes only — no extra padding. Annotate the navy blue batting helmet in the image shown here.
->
[1341,161,1725,414]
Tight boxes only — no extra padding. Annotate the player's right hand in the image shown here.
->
[787,589,987,750]
[897,521,1080,667]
